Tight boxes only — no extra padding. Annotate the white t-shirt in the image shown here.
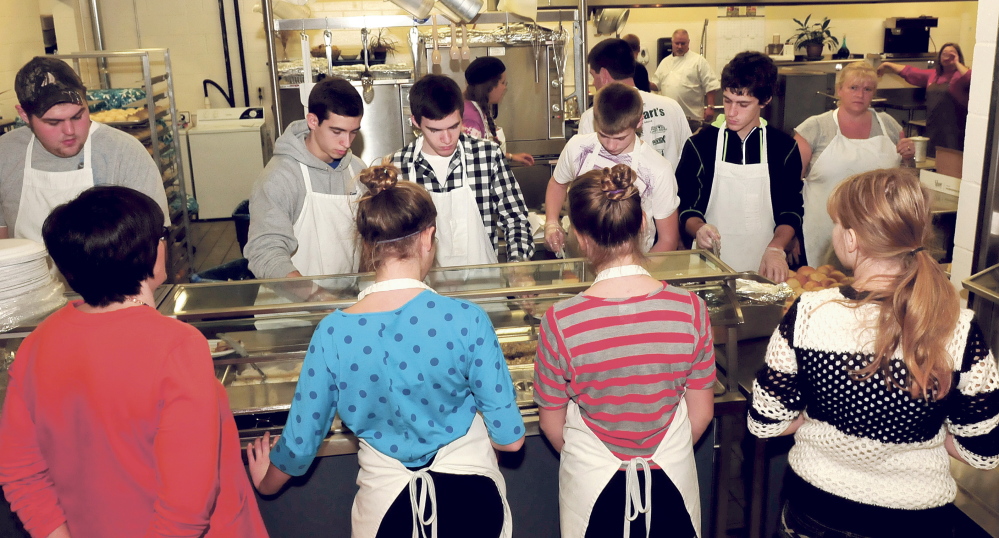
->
[554,132,680,225]
[653,53,721,121]
[577,90,690,171]
[421,150,452,183]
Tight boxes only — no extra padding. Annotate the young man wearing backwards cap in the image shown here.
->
[0,56,168,242]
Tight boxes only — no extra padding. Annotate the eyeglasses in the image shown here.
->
[161,227,170,241]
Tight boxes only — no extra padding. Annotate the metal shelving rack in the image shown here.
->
[261,7,586,137]
[50,49,193,283]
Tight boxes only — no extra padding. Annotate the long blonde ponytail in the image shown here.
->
[827,169,959,400]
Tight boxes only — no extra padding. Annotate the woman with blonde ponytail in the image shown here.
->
[535,164,716,537]
[248,164,525,537]
[749,168,999,537]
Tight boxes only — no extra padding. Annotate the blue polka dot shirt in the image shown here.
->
[270,290,525,475]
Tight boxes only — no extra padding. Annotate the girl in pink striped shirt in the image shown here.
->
[534,164,716,538]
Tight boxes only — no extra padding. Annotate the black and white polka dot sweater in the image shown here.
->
[748,286,999,510]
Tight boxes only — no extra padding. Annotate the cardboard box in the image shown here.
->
[934,147,963,179]
[920,169,961,196]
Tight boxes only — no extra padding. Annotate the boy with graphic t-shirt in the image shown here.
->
[544,83,680,256]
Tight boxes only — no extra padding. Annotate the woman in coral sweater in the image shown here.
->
[0,186,268,537]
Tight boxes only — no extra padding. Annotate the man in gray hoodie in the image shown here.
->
[245,77,365,279]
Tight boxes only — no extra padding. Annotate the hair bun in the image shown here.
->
[359,164,400,196]
[600,164,638,201]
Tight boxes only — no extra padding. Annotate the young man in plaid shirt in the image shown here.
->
[387,75,534,267]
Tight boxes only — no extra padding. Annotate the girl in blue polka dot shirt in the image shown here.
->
[247,164,525,538]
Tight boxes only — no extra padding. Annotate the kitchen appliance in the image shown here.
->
[762,70,833,136]
[656,37,672,65]
[185,108,270,219]
[279,81,413,166]
[420,32,567,157]
[883,17,938,57]
[593,9,629,36]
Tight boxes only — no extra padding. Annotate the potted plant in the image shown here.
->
[368,28,398,61]
[787,15,839,60]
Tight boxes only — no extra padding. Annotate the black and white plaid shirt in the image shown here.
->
[390,134,535,262]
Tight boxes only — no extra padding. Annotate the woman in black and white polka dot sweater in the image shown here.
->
[749,168,999,538]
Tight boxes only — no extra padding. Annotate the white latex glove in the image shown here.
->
[694,223,721,250]
[759,247,789,283]
[545,221,566,257]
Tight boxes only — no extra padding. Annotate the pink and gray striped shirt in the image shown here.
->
[534,284,716,460]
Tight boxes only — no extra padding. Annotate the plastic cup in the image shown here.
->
[912,136,929,163]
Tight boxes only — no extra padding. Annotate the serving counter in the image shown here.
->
[0,250,760,538]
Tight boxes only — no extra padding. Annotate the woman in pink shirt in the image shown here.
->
[0,186,268,538]
[462,56,535,167]
[879,42,971,153]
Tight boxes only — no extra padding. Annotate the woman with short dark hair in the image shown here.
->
[0,186,269,537]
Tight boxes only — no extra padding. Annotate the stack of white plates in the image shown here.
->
[0,239,65,332]
[0,239,51,301]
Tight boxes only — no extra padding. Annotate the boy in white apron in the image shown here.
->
[545,83,681,257]
[674,52,804,283]
[386,75,534,268]
[245,77,366,280]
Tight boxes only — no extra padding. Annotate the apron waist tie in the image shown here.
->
[409,468,438,538]
[623,457,653,538]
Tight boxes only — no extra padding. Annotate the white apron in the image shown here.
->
[558,264,700,538]
[703,127,775,272]
[15,122,100,243]
[409,138,497,267]
[559,399,699,538]
[802,109,899,266]
[290,161,363,276]
[352,413,513,538]
[576,142,657,252]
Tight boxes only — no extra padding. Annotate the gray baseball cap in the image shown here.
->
[15,57,88,117]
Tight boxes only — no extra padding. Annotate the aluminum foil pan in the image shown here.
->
[421,22,554,46]
[735,278,793,305]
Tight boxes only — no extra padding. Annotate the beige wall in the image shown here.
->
[619,2,977,75]
[952,0,997,299]
[29,0,980,126]
[0,0,46,122]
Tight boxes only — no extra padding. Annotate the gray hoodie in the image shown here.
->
[244,119,363,279]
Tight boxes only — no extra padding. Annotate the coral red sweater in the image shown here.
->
[0,302,268,537]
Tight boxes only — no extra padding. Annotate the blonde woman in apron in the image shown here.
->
[795,61,912,266]
[248,164,525,538]
[534,164,716,538]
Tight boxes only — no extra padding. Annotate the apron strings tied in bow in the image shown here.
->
[623,457,653,538]
[408,469,438,538]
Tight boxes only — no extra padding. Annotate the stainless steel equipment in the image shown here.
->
[420,26,568,157]
[279,80,413,165]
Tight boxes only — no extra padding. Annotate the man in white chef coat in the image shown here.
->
[0,57,168,242]
[577,38,690,170]
[653,29,721,134]
[245,77,365,279]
